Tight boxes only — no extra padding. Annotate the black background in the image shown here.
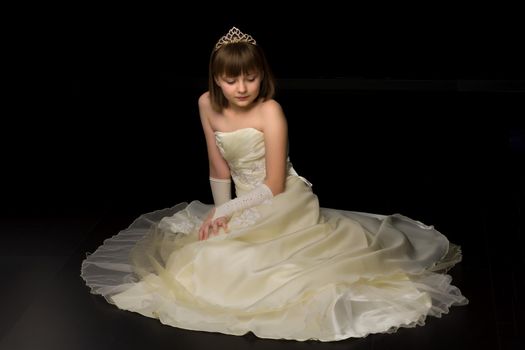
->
[5,4,524,221]
[1,4,524,349]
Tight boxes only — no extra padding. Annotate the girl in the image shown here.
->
[81,27,467,342]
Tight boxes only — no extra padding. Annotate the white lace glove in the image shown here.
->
[209,177,231,206]
[212,183,273,221]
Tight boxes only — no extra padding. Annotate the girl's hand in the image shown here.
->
[198,207,230,241]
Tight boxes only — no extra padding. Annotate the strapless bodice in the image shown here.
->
[214,127,311,195]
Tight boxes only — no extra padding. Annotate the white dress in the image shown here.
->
[81,127,467,341]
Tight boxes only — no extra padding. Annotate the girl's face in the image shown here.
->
[215,71,262,109]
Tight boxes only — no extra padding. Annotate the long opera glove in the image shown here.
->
[212,183,273,221]
[209,177,232,206]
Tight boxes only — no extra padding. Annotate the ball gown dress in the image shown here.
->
[81,127,467,341]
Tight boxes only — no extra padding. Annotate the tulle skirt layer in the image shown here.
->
[81,176,467,341]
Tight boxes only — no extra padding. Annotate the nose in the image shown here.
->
[237,80,247,93]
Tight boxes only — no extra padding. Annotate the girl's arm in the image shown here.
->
[198,92,232,206]
[261,99,288,196]
[198,92,231,181]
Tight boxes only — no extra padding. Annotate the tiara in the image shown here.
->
[214,27,257,51]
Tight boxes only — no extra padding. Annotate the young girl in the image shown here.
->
[81,27,467,342]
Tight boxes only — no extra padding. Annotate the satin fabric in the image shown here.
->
[81,127,467,341]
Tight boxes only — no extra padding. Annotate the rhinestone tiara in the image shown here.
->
[214,27,257,51]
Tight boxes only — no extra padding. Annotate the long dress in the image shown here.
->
[80,127,467,341]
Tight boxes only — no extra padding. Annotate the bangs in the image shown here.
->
[213,43,262,77]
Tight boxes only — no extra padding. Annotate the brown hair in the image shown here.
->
[208,42,275,112]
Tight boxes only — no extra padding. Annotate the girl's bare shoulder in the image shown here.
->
[259,99,285,122]
[260,98,282,112]
[198,91,211,109]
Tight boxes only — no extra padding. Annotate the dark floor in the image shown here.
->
[1,88,524,349]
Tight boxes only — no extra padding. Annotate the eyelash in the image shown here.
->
[226,78,256,84]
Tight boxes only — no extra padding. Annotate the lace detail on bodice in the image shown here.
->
[215,127,312,196]
[230,159,266,187]
[214,128,268,192]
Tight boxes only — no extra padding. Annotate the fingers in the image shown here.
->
[213,221,223,236]
[203,224,210,240]
[199,221,210,241]
[198,225,205,241]
[199,218,229,241]
[218,220,229,233]
[215,221,222,235]
[199,221,215,241]
[210,221,217,236]
[211,219,225,236]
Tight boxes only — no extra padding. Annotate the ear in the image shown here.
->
[214,76,221,86]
